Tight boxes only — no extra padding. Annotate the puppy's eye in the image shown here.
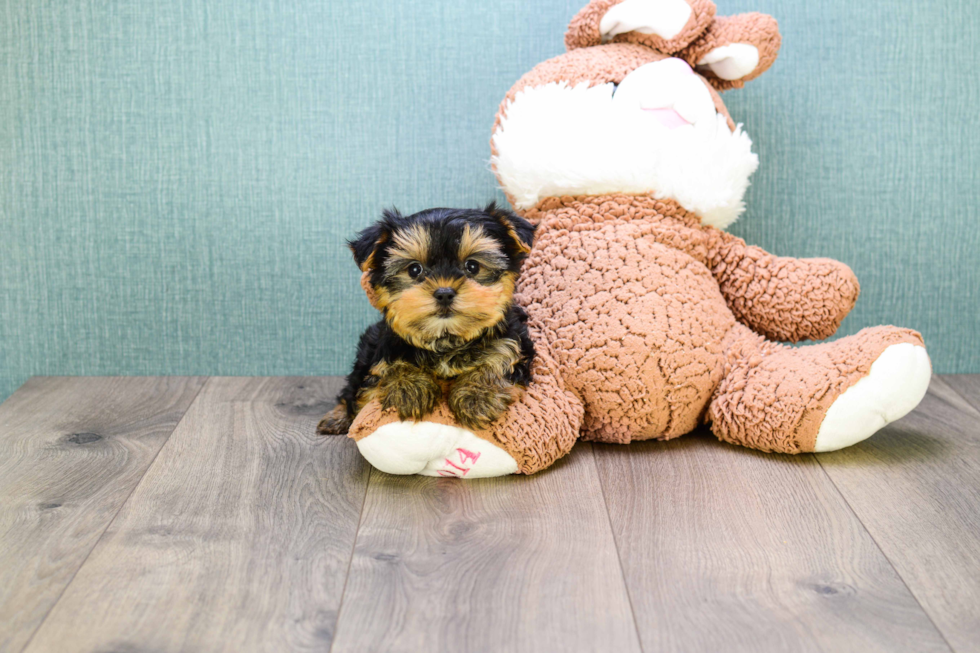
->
[407,263,423,279]
[464,260,480,275]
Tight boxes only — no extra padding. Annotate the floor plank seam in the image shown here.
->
[937,375,980,417]
[590,443,646,653]
[812,453,957,653]
[327,465,373,653]
[15,376,211,653]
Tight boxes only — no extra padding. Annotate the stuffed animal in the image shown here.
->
[343,0,932,478]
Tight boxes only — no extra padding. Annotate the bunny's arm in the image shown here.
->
[704,228,860,343]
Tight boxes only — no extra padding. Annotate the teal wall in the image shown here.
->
[2,0,978,402]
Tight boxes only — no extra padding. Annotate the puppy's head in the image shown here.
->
[350,202,535,350]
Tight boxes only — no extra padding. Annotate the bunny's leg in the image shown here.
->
[347,333,583,477]
[709,323,931,453]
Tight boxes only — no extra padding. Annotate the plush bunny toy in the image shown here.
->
[344,0,932,477]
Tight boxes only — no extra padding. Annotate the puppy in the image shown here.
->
[317,202,536,434]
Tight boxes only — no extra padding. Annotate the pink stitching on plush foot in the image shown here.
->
[443,459,471,474]
[456,448,482,465]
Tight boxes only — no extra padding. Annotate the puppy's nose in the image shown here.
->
[433,287,456,306]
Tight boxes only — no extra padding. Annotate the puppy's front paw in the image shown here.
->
[378,363,441,421]
[317,403,352,435]
[448,378,518,431]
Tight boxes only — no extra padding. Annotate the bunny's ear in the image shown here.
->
[679,13,781,91]
[566,0,716,54]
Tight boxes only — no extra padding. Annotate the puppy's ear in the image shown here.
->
[485,201,536,255]
[347,209,399,272]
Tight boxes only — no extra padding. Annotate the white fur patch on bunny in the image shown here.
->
[492,61,758,229]
[356,420,518,478]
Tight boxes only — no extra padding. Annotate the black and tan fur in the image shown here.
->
[318,203,536,433]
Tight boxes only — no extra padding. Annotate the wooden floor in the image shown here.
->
[1,376,978,653]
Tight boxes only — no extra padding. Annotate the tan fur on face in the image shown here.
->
[384,272,516,347]
[380,226,519,351]
[383,282,442,347]
[451,272,516,337]
[459,224,505,262]
[386,224,430,269]
[384,276,513,348]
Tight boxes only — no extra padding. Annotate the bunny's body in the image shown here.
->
[343,0,932,477]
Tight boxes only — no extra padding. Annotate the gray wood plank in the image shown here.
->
[0,376,206,653]
[331,444,642,653]
[818,376,980,653]
[22,377,369,653]
[944,374,980,412]
[594,431,951,653]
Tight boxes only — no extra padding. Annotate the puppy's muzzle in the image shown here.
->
[433,287,457,307]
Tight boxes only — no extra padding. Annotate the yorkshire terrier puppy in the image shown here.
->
[317,202,536,434]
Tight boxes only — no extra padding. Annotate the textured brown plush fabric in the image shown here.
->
[563,1,780,93]
[565,0,717,54]
[349,196,923,473]
[678,13,782,91]
[705,230,860,342]
[710,323,924,452]
[347,0,926,474]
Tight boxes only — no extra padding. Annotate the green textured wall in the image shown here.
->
[2,0,978,402]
